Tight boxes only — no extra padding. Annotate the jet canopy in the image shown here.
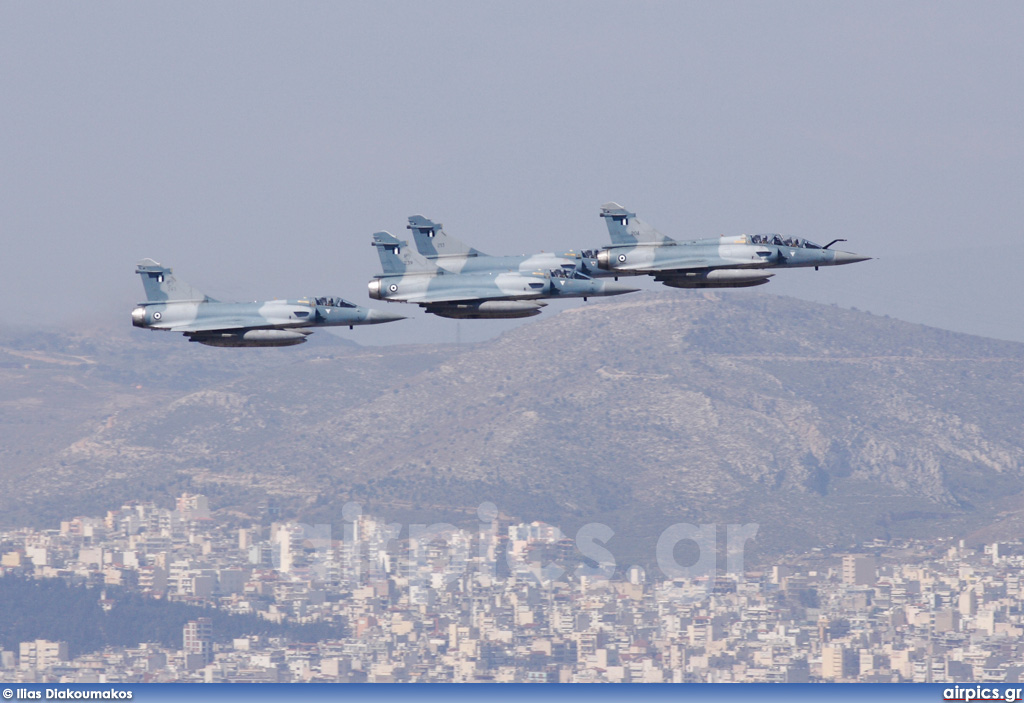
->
[748,234,823,249]
[548,266,594,280]
[313,297,357,308]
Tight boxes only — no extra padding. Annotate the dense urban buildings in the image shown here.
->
[1,494,1022,683]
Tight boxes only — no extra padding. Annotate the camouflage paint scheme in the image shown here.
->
[132,259,404,347]
[367,231,638,319]
[596,203,870,288]
[405,215,610,278]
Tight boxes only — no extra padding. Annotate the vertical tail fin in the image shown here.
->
[599,202,673,245]
[371,231,437,274]
[135,259,213,302]
[407,215,486,259]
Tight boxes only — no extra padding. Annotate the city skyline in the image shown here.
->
[2,491,1022,683]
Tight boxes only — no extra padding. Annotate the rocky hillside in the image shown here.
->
[3,293,1023,564]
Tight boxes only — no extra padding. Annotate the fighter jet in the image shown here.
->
[596,203,870,288]
[367,232,638,319]
[405,214,608,277]
[131,259,404,347]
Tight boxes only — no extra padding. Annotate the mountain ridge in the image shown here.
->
[2,292,1023,563]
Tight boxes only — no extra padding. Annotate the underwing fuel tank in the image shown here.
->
[189,329,312,347]
[425,300,547,319]
[660,270,775,289]
[549,278,639,298]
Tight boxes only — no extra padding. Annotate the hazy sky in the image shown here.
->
[2,2,1021,346]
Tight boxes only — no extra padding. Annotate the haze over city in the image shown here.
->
[3,3,1024,689]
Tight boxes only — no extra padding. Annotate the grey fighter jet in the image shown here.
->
[406,215,608,277]
[596,203,870,288]
[367,232,638,319]
[132,259,404,347]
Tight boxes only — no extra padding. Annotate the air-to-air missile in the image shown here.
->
[131,259,404,347]
[596,203,870,288]
[367,231,638,319]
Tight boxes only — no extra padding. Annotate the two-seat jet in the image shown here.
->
[596,203,870,288]
[368,231,637,319]
[132,259,404,346]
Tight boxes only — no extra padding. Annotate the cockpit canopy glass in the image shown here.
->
[548,266,592,280]
[749,234,822,249]
[314,297,357,308]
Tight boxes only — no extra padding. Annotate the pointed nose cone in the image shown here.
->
[363,308,407,324]
[831,250,872,266]
[594,280,641,297]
